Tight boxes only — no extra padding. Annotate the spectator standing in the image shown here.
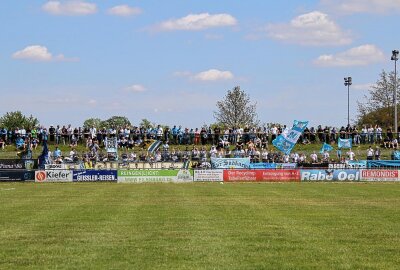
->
[347,149,355,161]
[374,146,381,160]
[366,146,374,160]
[367,125,374,144]
[310,152,318,163]
[375,125,382,144]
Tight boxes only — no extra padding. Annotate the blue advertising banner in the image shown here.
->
[367,160,400,168]
[249,163,277,169]
[211,157,250,169]
[273,120,308,155]
[276,163,297,169]
[73,170,118,182]
[300,169,360,181]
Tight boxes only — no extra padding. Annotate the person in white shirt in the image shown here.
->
[347,149,355,161]
[156,125,163,140]
[310,152,318,163]
[375,125,383,144]
[367,126,374,144]
[366,146,374,160]
[322,151,330,162]
[209,146,218,158]
[392,138,398,149]
[261,149,268,162]
[271,126,278,141]
[90,126,97,139]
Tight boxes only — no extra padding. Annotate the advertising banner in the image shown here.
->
[0,170,34,182]
[35,170,73,182]
[276,163,297,169]
[73,170,118,182]
[257,170,300,182]
[347,160,367,169]
[118,170,193,183]
[194,170,223,182]
[248,163,297,169]
[223,170,300,182]
[249,163,276,169]
[361,170,399,181]
[211,157,250,169]
[300,169,360,181]
[0,159,36,170]
[367,160,400,168]
[45,164,66,170]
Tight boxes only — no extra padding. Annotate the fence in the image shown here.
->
[1,168,400,183]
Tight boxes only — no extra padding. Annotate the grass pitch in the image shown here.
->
[0,182,399,269]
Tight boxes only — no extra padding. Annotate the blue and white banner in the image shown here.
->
[211,157,250,169]
[301,169,360,181]
[347,160,367,169]
[273,120,308,155]
[73,170,118,182]
[338,138,352,149]
[320,143,334,154]
[249,163,277,169]
[367,160,400,168]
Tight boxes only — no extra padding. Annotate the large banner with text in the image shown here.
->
[118,169,193,183]
[223,169,300,182]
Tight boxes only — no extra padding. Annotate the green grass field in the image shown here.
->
[1,182,399,269]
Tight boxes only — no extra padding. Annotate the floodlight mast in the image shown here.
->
[344,77,352,128]
[392,50,399,138]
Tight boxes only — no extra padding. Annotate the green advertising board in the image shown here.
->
[118,169,193,183]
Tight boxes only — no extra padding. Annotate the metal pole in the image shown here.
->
[348,83,350,127]
[395,58,398,138]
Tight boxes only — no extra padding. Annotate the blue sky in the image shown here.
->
[1,0,399,128]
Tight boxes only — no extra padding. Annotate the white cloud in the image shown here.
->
[352,83,375,90]
[126,84,147,92]
[173,71,192,77]
[314,44,385,67]
[267,11,352,46]
[321,0,400,14]
[108,5,142,17]
[12,45,78,62]
[193,69,234,81]
[42,1,97,16]
[88,99,97,105]
[155,13,237,31]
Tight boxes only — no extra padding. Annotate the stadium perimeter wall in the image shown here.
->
[0,169,400,182]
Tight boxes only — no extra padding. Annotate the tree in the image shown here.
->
[83,118,102,129]
[357,70,400,127]
[139,119,153,129]
[214,86,259,127]
[101,116,131,129]
[0,111,39,130]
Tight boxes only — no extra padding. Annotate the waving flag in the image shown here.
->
[338,138,352,149]
[148,140,162,153]
[273,120,308,155]
[320,143,334,154]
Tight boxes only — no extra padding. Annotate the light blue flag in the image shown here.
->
[272,120,309,155]
[320,143,334,154]
[338,138,352,149]
[393,151,400,160]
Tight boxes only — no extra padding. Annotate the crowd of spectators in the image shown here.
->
[1,123,399,166]
[0,123,398,148]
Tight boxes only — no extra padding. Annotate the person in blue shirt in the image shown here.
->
[53,146,62,159]
[171,125,178,144]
